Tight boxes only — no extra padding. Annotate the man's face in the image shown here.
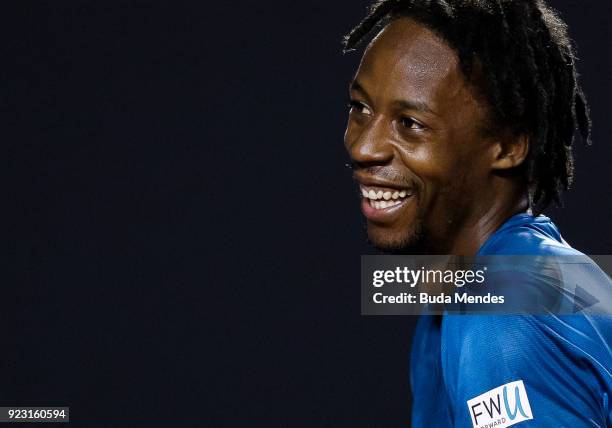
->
[344,18,495,253]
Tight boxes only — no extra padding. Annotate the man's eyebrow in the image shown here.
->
[350,80,437,116]
[393,99,437,116]
[349,80,367,94]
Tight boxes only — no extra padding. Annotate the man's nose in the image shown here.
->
[346,116,394,168]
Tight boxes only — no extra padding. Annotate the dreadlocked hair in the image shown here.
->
[343,0,591,214]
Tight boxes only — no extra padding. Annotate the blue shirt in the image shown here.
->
[410,213,612,427]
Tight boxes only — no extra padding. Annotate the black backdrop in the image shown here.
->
[6,1,612,426]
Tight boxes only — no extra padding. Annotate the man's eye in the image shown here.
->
[348,100,372,116]
[400,117,425,130]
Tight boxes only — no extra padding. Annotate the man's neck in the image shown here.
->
[445,193,529,256]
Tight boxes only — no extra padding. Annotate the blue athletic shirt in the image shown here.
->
[410,213,612,427]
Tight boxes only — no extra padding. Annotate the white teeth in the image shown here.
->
[361,186,412,204]
[368,198,404,210]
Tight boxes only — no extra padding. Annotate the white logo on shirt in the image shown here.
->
[467,380,533,428]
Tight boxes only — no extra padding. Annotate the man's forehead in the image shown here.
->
[354,18,462,99]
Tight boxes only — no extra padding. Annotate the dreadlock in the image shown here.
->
[343,0,591,214]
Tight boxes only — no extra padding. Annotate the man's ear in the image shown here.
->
[490,133,530,170]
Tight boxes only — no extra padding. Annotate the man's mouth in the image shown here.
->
[360,185,413,209]
[359,184,415,223]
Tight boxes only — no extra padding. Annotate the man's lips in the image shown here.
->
[353,172,412,192]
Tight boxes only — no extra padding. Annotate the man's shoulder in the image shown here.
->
[478,213,582,256]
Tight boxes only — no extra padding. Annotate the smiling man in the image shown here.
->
[343,1,611,427]
[346,16,530,255]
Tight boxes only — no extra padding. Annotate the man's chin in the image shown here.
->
[366,225,425,254]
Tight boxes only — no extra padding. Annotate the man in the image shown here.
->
[343,1,611,426]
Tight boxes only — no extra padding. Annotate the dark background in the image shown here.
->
[6,1,611,426]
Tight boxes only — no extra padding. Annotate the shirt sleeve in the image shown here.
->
[441,314,610,427]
